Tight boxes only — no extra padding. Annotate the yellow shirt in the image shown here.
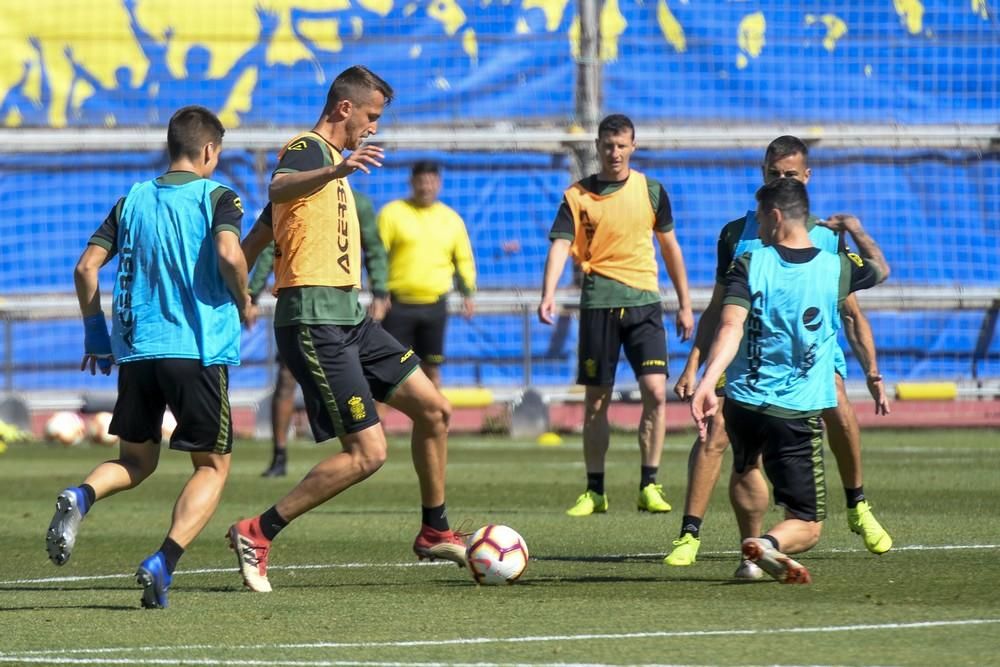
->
[376,199,477,304]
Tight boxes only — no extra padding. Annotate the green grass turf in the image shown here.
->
[1,428,998,666]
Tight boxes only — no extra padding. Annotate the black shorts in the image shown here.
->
[577,303,668,386]
[275,317,421,441]
[109,359,233,454]
[723,400,826,522]
[381,297,448,365]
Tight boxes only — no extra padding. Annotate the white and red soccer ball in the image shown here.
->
[44,411,86,447]
[87,412,118,447]
[465,524,529,585]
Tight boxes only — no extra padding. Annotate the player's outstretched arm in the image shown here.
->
[242,206,274,271]
[654,229,694,341]
[820,214,890,283]
[841,293,890,415]
[538,239,571,325]
[690,304,747,440]
[74,244,113,375]
[674,282,726,400]
[270,145,385,203]
[216,230,251,322]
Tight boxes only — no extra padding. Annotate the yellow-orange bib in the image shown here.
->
[564,170,659,293]
[273,132,361,291]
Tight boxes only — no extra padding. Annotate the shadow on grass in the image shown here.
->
[0,603,138,611]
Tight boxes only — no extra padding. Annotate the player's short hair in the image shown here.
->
[411,161,440,177]
[597,114,635,140]
[764,135,809,166]
[323,65,394,115]
[167,106,224,161]
[756,177,810,222]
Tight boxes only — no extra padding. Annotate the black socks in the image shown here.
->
[260,505,289,541]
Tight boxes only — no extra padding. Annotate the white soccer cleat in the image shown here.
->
[741,537,812,584]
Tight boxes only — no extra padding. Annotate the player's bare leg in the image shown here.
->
[168,451,230,547]
[274,426,389,521]
[636,373,671,512]
[728,455,770,580]
[47,440,160,565]
[387,368,465,565]
[420,361,442,390]
[229,425,389,592]
[823,374,892,553]
[665,401,729,565]
[565,385,613,516]
[263,363,296,477]
[823,374,862,488]
[742,515,821,584]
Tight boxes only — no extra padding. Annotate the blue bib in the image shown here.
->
[725,246,841,412]
[111,177,240,365]
[734,211,847,378]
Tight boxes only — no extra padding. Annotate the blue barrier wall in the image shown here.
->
[1,147,997,388]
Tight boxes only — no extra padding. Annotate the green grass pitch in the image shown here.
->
[2,428,998,666]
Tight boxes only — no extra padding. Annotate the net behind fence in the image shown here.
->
[1,146,997,391]
[0,1,996,129]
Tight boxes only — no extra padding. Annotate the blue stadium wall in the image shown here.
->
[1,1,997,390]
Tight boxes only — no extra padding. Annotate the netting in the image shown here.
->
[0,2,996,129]
[1,146,997,390]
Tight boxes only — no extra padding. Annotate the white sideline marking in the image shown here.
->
[0,662,858,667]
[1,618,997,664]
[2,543,996,587]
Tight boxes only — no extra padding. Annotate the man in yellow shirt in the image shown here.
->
[377,161,476,388]
[539,114,694,517]
[229,66,466,594]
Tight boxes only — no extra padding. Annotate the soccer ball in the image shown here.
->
[44,411,86,447]
[161,410,177,441]
[87,412,118,447]
[465,524,529,585]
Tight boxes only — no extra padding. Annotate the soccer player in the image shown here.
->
[691,178,890,583]
[538,114,694,517]
[665,136,892,577]
[376,160,477,389]
[45,106,250,609]
[229,66,465,594]
[248,190,388,478]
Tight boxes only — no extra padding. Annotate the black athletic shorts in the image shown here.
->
[576,303,668,386]
[275,317,421,441]
[723,399,827,522]
[381,296,448,365]
[109,359,233,454]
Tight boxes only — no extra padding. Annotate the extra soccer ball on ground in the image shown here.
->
[44,411,86,447]
[87,412,118,447]
[465,524,529,585]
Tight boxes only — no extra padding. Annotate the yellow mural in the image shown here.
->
[805,13,847,53]
[894,0,925,35]
[736,12,766,70]
[569,0,626,63]
[972,0,989,20]
[522,0,571,32]
[657,0,687,54]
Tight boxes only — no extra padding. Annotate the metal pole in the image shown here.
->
[572,0,602,180]
[522,305,532,386]
[4,320,12,392]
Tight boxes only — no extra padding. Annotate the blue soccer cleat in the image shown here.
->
[136,552,172,609]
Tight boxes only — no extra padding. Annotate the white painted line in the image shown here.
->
[4,618,997,659]
[0,560,448,586]
[3,543,996,587]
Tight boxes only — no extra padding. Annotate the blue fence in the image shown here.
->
[1,147,997,389]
